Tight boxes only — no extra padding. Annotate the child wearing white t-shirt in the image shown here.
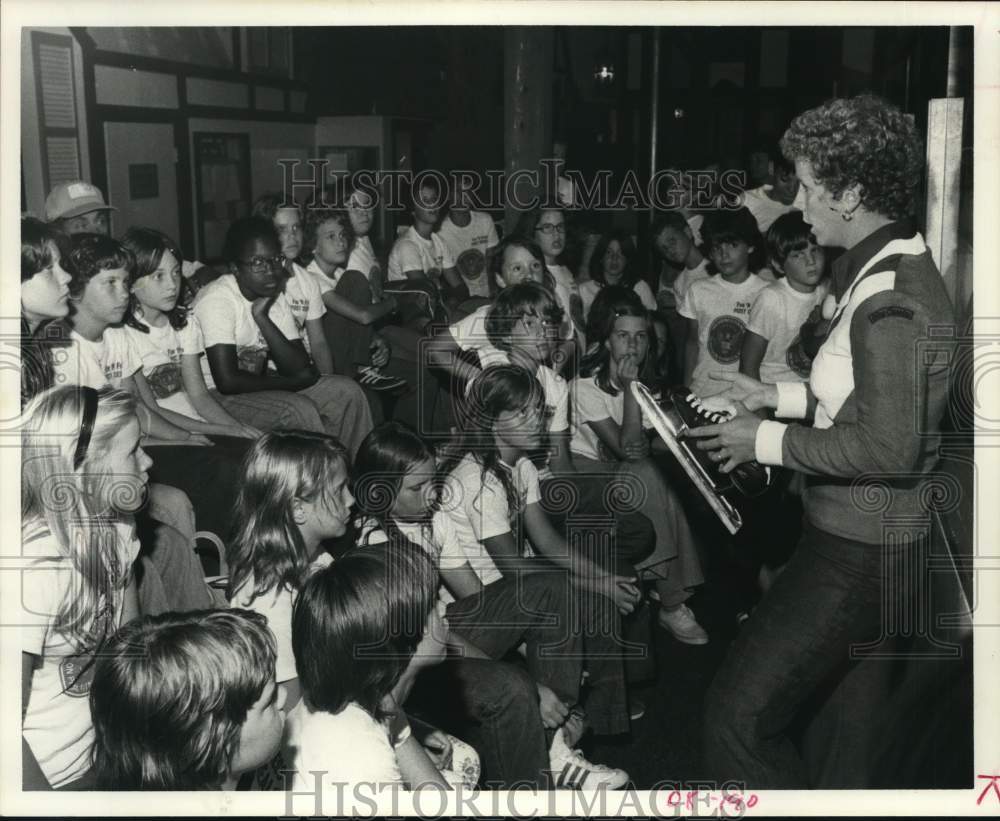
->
[121,227,258,439]
[352,423,628,788]
[226,430,351,714]
[570,292,708,645]
[285,545,452,792]
[20,387,146,788]
[192,216,373,455]
[436,194,499,299]
[742,212,828,384]
[251,195,335,375]
[439,367,643,745]
[679,207,770,398]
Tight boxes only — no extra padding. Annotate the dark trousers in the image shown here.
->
[144,435,250,543]
[406,658,549,788]
[703,520,913,788]
[540,472,658,687]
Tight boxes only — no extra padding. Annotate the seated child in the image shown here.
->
[285,544,456,791]
[741,211,828,386]
[571,289,709,644]
[387,177,469,323]
[54,232,246,549]
[579,229,657,319]
[20,387,210,789]
[679,207,771,398]
[739,151,801,234]
[252,195,328,362]
[651,210,709,314]
[430,235,576,388]
[515,206,585,347]
[20,217,73,404]
[20,220,206,603]
[300,206,406,390]
[89,608,283,789]
[120,226,259,441]
[650,211,710,382]
[353,422,628,789]
[20,386,146,789]
[435,175,499,301]
[227,430,352,712]
[192,216,373,455]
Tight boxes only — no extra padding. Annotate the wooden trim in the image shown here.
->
[86,46,308,91]
[184,105,313,123]
[32,31,82,193]
[231,29,242,73]
[174,118,195,254]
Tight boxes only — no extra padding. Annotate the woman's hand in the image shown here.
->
[536,683,571,730]
[622,439,649,460]
[238,423,263,439]
[684,403,763,473]
[420,729,453,771]
[709,371,779,412]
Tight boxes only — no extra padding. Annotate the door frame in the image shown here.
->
[93,110,192,254]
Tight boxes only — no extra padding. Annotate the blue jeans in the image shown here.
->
[703,521,913,788]
[406,658,548,788]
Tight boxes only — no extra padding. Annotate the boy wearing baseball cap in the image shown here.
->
[44,180,115,235]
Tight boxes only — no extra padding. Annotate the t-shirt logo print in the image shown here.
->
[456,248,486,280]
[146,362,184,399]
[785,333,813,378]
[707,315,747,364]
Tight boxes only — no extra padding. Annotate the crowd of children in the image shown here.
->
[20,138,842,796]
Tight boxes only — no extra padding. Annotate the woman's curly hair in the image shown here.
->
[780,94,923,221]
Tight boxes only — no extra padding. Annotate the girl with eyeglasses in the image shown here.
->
[20,386,151,789]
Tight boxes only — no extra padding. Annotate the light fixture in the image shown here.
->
[593,57,616,85]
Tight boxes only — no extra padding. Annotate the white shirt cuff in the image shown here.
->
[775,381,808,420]
[755,420,787,466]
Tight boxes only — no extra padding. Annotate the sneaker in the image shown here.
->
[629,697,646,721]
[657,603,709,645]
[548,727,629,790]
[355,366,407,392]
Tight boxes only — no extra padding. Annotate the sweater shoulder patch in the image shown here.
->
[868,305,914,324]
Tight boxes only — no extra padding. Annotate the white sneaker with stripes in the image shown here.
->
[354,366,407,392]
[548,726,629,790]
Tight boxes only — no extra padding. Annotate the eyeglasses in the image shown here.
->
[535,223,566,235]
[240,255,285,274]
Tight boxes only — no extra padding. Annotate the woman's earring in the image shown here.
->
[841,209,854,222]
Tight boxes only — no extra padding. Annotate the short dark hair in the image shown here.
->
[90,608,276,790]
[222,216,280,264]
[67,233,135,299]
[485,281,564,352]
[765,211,818,269]
[251,192,300,223]
[488,235,547,286]
[121,226,191,331]
[303,208,356,259]
[21,216,73,283]
[292,543,438,718]
[589,229,639,288]
[779,94,922,221]
[700,207,766,273]
[650,210,691,243]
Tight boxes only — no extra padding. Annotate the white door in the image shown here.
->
[104,122,180,244]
